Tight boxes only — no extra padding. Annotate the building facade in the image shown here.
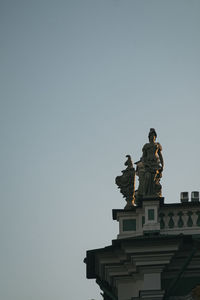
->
[85,195,200,300]
[85,130,200,300]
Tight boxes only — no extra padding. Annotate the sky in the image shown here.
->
[1,0,200,299]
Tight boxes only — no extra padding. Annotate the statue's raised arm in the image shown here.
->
[158,145,164,171]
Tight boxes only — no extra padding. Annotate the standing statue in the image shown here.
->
[115,155,135,209]
[141,128,164,197]
[115,129,164,209]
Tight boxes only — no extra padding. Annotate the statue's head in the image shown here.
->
[148,128,157,142]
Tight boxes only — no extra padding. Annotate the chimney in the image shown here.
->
[180,192,189,203]
[191,191,199,202]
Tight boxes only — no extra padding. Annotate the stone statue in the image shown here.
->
[115,155,135,209]
[141,128,164,197]
[115,129,164,209]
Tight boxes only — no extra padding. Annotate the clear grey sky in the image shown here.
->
[1,1,200,299]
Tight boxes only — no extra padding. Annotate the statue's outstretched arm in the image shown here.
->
[158,150,164,170]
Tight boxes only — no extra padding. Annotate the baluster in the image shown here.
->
[168,212,174,228]
[177,211,184,228]
[187,211,193,227]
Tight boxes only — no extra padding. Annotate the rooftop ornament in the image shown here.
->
[115,155,136,209]
[115,128,164,209]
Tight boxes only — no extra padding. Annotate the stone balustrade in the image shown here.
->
[113,201,200,239]
[159,206,200,235]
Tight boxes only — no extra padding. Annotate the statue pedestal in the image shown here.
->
[142,197,164,234]
[112,197,164,239]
